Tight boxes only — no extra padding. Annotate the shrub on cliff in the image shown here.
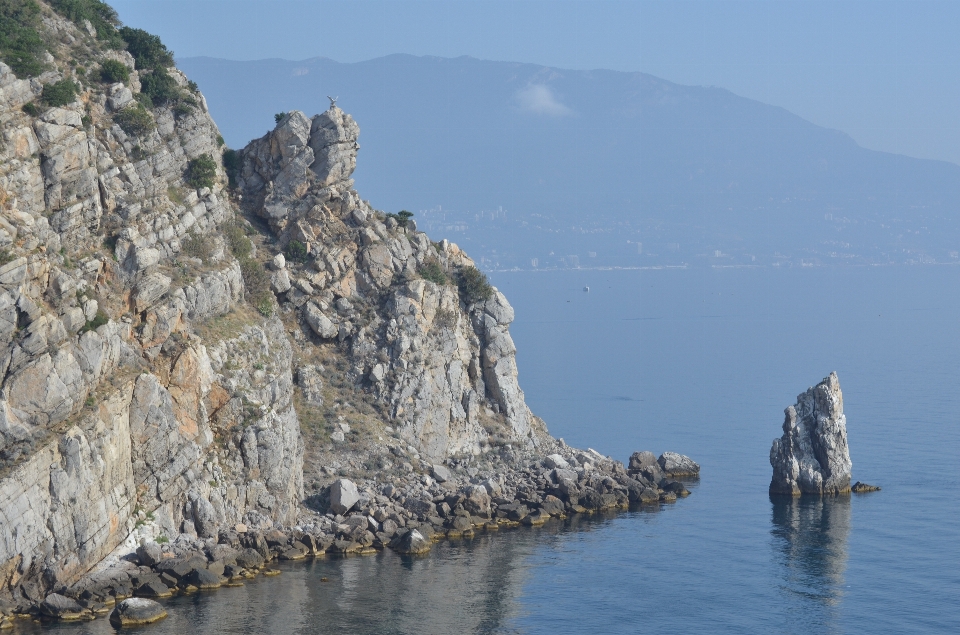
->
[239,257,272,317]
[139,66,179,106]
[222,149,240,189]
[181,232,211,261]
[113,104,153,136]
[41,79,79,107]
[50,0,124,48]
[0,0,46,78]
[118,26,173,70]
[457,266,493,304]
[418,260,447,285]
[386,210,414,228]
[285,240,308,263]
[185,154,217,190]
[223,222,252,259]
[99,58,128,83]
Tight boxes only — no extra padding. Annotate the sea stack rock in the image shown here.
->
[769,372,852,496]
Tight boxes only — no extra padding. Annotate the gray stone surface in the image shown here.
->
[391,529,431,555]
[770,372,852,495]
[109,597,168,627]
[431,464,452,483]
[658,452,700,477]
[329,478,360,514]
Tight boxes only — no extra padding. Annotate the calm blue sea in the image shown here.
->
[23,266,960,634]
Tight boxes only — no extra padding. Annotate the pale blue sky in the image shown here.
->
[111,0,960,165]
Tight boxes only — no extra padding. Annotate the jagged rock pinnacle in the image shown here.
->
[770,372,853,496]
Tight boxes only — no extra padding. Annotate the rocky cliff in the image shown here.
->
[769,372,852,496]
[236,106,543,461]
[0,2,307,608]
[0,0,543,610]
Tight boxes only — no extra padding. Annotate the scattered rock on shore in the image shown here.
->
[330,479,360,514]
[391,529,431,555]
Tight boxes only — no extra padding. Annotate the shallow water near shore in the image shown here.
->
[18,265,960,634]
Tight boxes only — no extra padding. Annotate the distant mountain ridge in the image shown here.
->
[180,54,960,268]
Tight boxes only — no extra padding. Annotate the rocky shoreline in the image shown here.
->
[1,445,698,627]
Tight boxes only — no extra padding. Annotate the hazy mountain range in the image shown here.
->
[180,54,960,269]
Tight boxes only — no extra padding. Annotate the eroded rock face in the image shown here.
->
[770,372,852,496]
[238,106,541,460]
[0,7,301,609]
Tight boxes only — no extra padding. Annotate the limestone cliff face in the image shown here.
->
[770,372,852,496]
[0,0,543,609]
[238,108,542,459]
[0,5,301,606]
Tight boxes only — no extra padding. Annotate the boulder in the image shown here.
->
[628,451,658,473]
[543,454,569,469]
[329,478,359,514]
[136,541,162,567]
[109,598,168,627]
[39,593,84,618]
[431,463,452,483]
[391,529,431,555]
[658,452,700,477]
[852,481,881,493]
[134,580,172,598]
[183,568,222,589]
[770,372,853,496]
[235,548,265,570]
[305,302,338,338]
[462,485,491,516]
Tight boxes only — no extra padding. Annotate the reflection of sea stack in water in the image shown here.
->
[769,372,855,496]
[771,496,851,609]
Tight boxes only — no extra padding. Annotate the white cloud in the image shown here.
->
[516,84,573,116]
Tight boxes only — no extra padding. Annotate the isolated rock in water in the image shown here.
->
[329,478,359,514]
[658,452,700,477]
[852,481,881,493]
[770,372,852,496]
[109,598,168,627]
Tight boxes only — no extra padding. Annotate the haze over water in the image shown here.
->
[23,266,960,634]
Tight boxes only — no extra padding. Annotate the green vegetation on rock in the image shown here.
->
[41,79,79,106]
[223,220,272,315]
[0,0,46,78]
[284,240,308,263]
[222,148,240,188]
[118,26,173,70]
[50,0,123,48]
[139,66,179,106]
[181,232,211,262]
[223,222,251,259]
[418,260,447,285]
[457,265,493,304]
[185,154,217,189]
[386,210,414,228]
[99,58,128,83]
[113,103,153,136]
